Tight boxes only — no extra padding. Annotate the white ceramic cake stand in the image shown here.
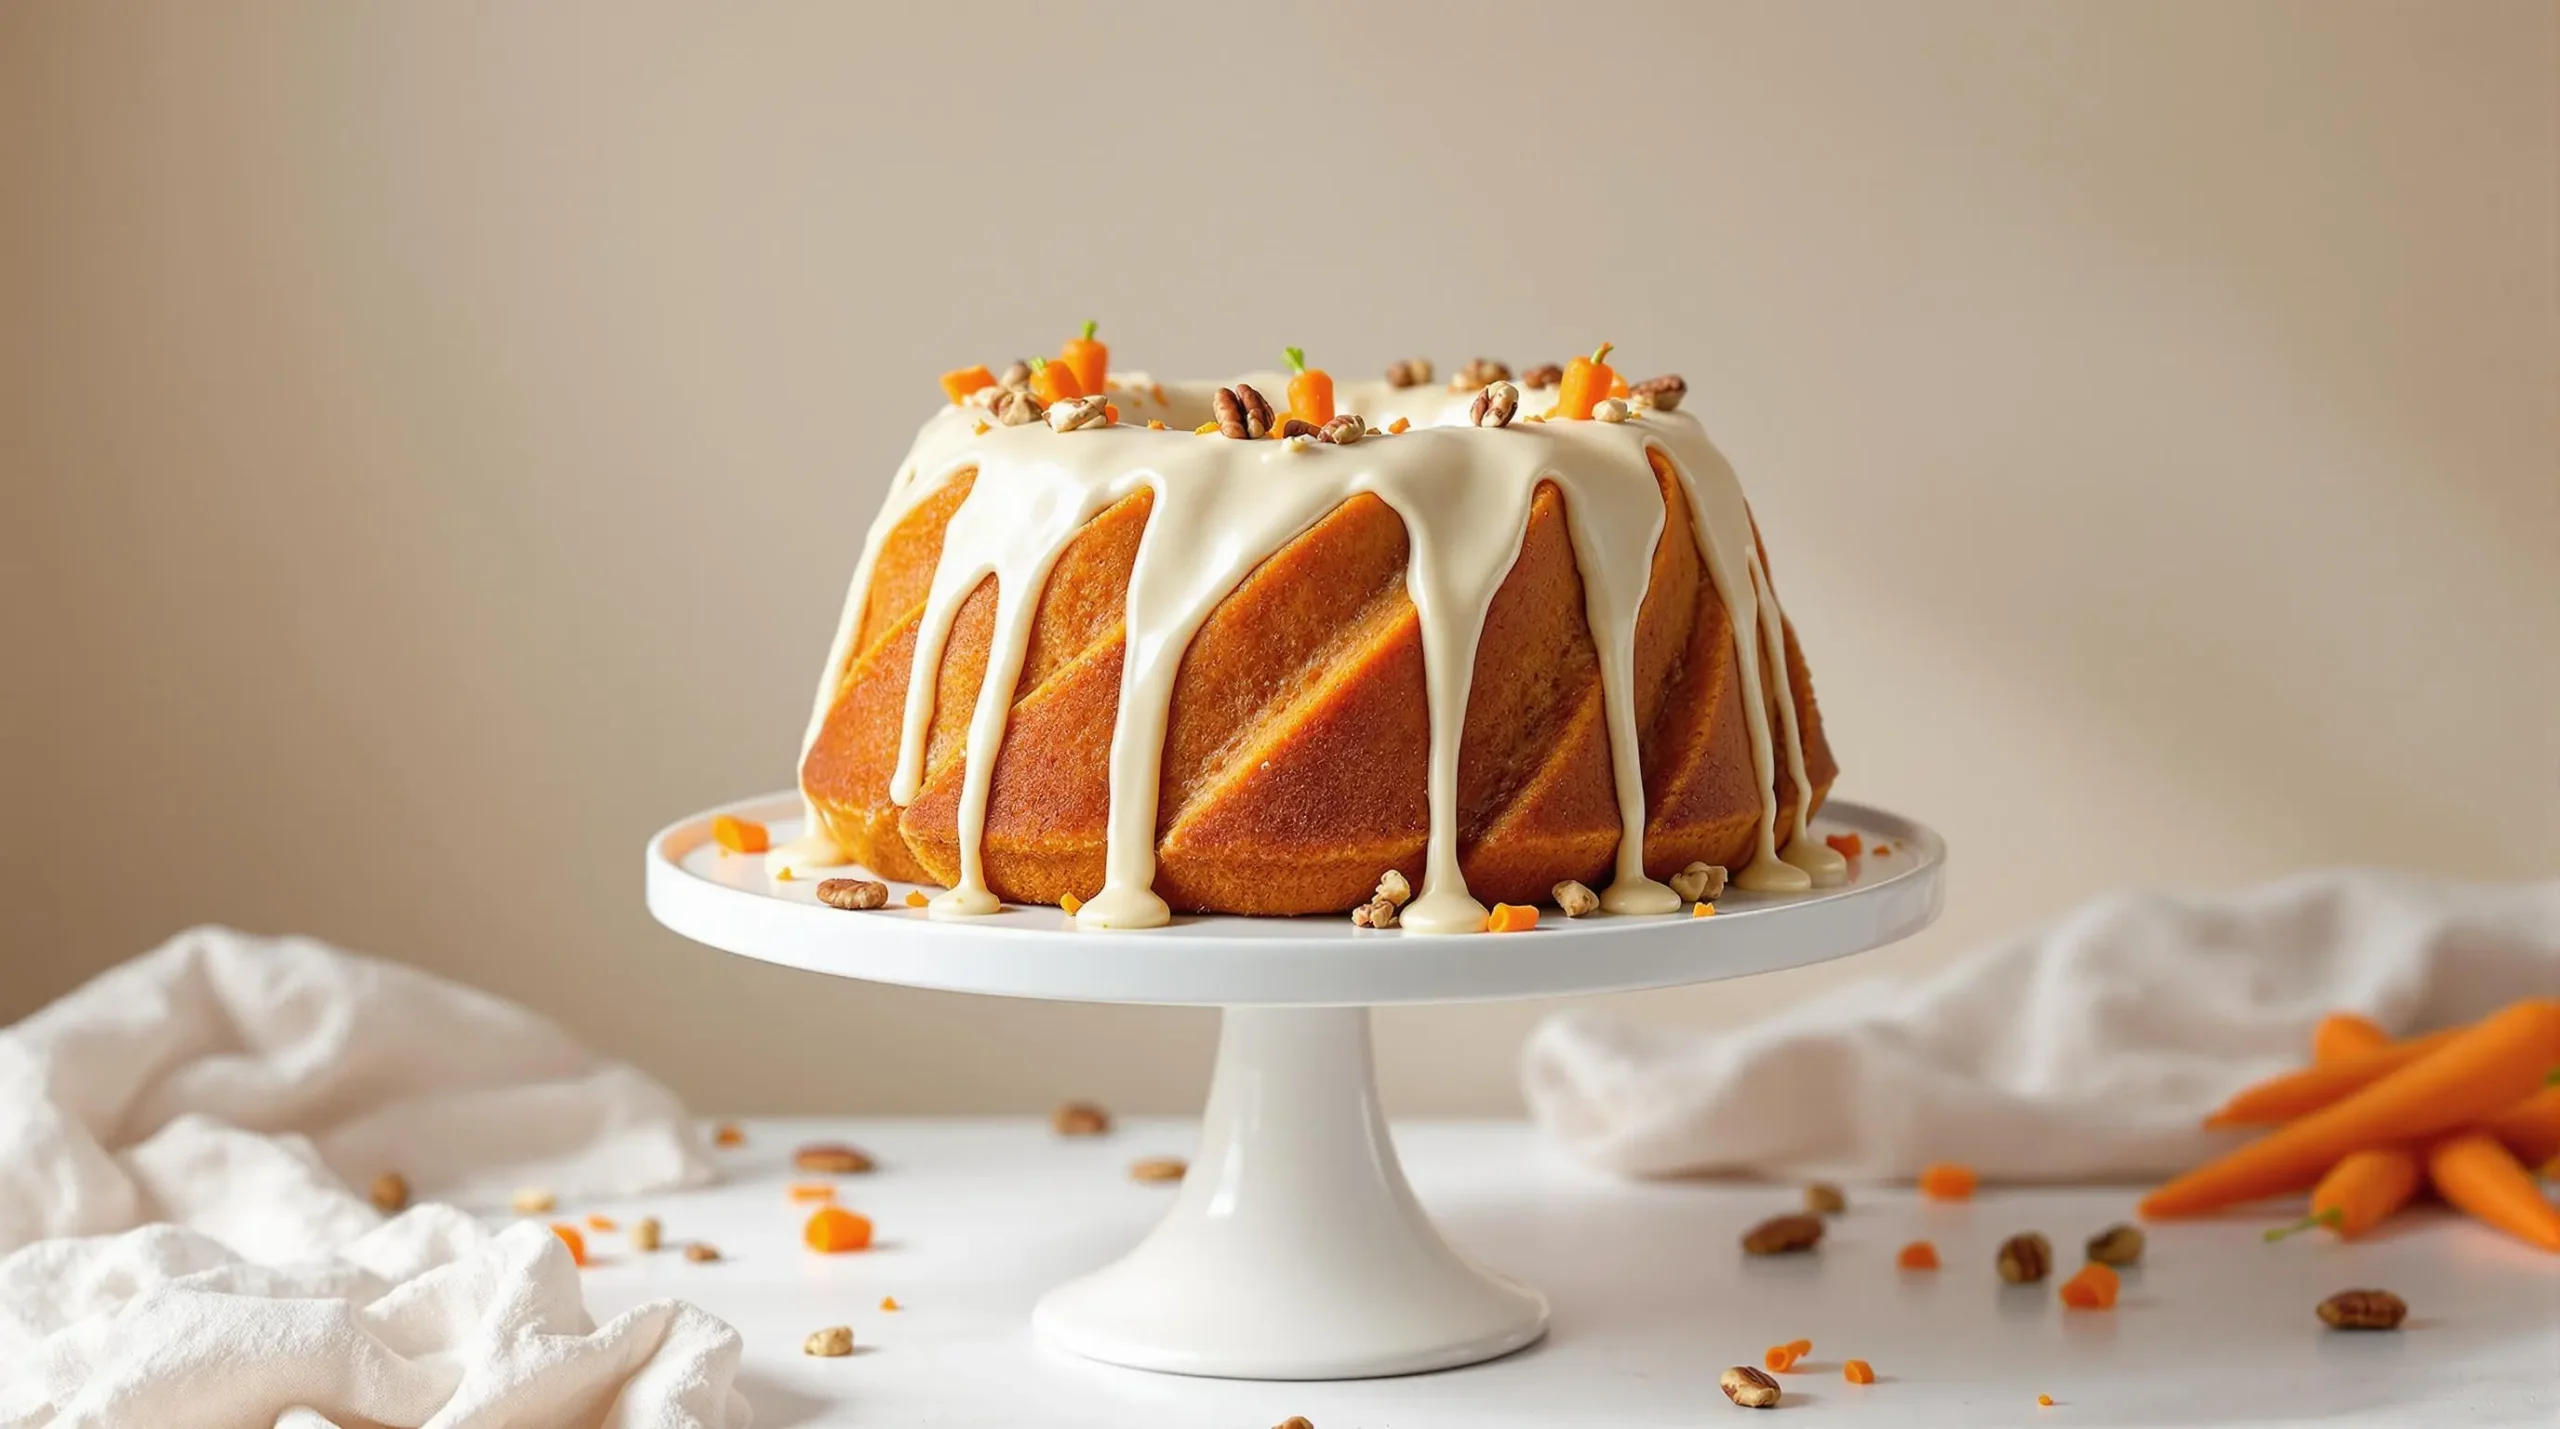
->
[645,793,1943,1381]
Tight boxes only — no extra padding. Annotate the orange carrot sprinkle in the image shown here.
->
[1764,1346,1797,1373]
[585,1214,617,1231]
[2039,1394,2055,1407]
[1145,419,1167,430]
[713,1123,745,1147]
[804,1206,874,1253]
[550,1223,588,1266]
[788,1182,839,1203]
[1060,893,1084,914]
[1897,1239,1941,1270]
[1692,902,1716,918]
[1103,402,1120,425]
[1844,1359,1875,1385]
[1918,1162,1978,1200]
[1387,417,1410,434]
[774,866,794,882]
[1194,421,1219,435]
[879,1295,902,1312]
[1486,903,1539,933]
[1872,844,1892,858]
[2059,1261,2119,1309]
[711,815,769,855]
[904,890,929,908]
[972,420,990,435]
[1825,832,1863,859]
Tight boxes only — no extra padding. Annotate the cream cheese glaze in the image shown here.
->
[797,375,1838,933]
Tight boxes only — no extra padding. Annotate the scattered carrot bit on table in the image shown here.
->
[713,1123,744,1147]
[549,1224,587,1266]
[1280,347,1335,425]
[585,1214,616,1232]
[1843,1358,1875,1385]
[1387,416,1410,434]
[789,1183,838,1203]
[940,365,995,406]
[904,890,929,908]
[972,420,989,435]
[1485,903,1538,933]
[1918,1162,1978,1200]
[1896,1239,1940,1270]
[804,1206,875,1254]
[879,1295,901,1312]
[1763,1345,1795,1373]
[710,815,768,855]
[1824,831,1863,859]
[2038,1394,2055,1407]
[2058,1261,2119,1309]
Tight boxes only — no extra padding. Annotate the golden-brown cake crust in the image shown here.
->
[802,450,1834,914]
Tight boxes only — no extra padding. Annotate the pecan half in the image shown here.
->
[1052,1100,1110,1136]
[1215,383,1274,439]
[1720,1365,1782,1408]
[803,1325,854,1357]
[1519,362,1565,389]
[816,878,888,910]
[998,360,1034,391]
[1629,373,1687,410]
[1997,1232,2053,1284]
[1048,395,1111,431]
[1280,416,1319,439]
[991,389,1045,426]
[794,1142,875,1174]
[2317,1288,2407,1330]
[1384,357,1433,388]
[1470,380,1520,428]
[1804,1181,1847,1216]
[1129,1156,1188,1183]
[1742,1214,1825,1255]
[370,1171,409,1214]
[1318,414,1366,445]
[2084,1223,2145,1266]
[1450,357,1511,391]
[1553,880,1599,917]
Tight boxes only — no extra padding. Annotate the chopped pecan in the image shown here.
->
[1742,1214,1824,1255]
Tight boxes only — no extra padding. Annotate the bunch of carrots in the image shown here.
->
[2140,999,2560,1251]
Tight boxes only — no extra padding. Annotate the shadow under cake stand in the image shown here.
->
[645,792,1944,1381]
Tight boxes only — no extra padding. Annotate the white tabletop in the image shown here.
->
[577,1119,2557,1428]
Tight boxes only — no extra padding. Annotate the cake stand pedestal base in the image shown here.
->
[1032,1006,1547,1380]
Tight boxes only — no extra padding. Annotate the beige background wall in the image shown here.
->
[6,2,2555,1115]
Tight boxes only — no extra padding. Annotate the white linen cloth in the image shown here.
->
[0,926,743,1428]
[1525,871,2560,1181]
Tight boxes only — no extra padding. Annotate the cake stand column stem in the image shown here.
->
[1031,1005,1548,1380]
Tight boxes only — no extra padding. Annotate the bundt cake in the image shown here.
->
[790,338,1843,935]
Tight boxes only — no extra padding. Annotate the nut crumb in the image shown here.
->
[2084,1223,2145,1266]
[1593,396,1631,423]
[2317,1288,2407,1330]
[510,1187,556,1215]
[1997,1231,2054,1284]
[1742,1214,1825,1255]
[1129,1156,1188,1183]
[1553,880,1599,917]
[1053,1101,1111,1137]
[370,1171,409,1214]
[682,1241,721,1262]
[1669,862,1727,904]
[1721,1365,1782,1408]
[1803,1181,1846,1216]
[1350,896,1400,929]
[816,878,889,910]
[991,389,1044,426]
[1374,869,1413,906]
[803,1325,855,1357]
[631,1215,662,1252]
[794,1142,875,1174]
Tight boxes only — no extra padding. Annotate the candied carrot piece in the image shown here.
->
[971,420,990,435]
[713,1123,745,1147]
[1145,419,1167,430]
[1103,402,1120,425]
[1871,844,1892,858]
[1692,902,1716,918]
[904,890,929,908]
[788,1182,839,1203]
[2058,1261,2119,1309]
[1281,346,1335,424]
[879,1295,902,1311]
[1486,903,1539,933]
[585,1214,617,1231]
[940,365,995,405]
[774,866,794,882]
[1897,1239,1940,1270]
[1387,416,1410,434]
[2039,1394,2055,1407]
[1060,893,1084,915]
[1060,320,1108,395]
[1558,342,1617,419]
[1844,1359,1875,1385]
[1028,356,1083,404]
[1824,832,1863,859]
[550,1223,588,1266]
[711,815,769,854]
[804,1206,875,1253]
[1918,1162,1978,1200]
[1193,421,1219,435]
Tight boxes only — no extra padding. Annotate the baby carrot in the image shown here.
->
[2484,1084,2560,1167]
[2143,999,2560,1218]
[1060,320,1109,395]
[2203,1026,2465,1127]
[2427,1129,2560,1252]
[2311,1011,2392,1064]
[2261,1145,2423,1241]
[940,365,995,405]
[1281,347,1334,425]
[1029,356,1083,405]
[1558,342,1618,419]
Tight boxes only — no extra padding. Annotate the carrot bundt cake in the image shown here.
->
[789,330,1842,935]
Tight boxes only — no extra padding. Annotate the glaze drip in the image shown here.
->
[798,377,1828,929]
